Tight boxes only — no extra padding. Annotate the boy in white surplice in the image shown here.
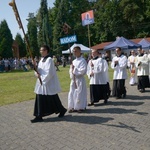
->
[68,46,87,113]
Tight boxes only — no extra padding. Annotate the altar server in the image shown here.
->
[87,49,108,105]
[68,46,87,113]
[31,45,67,123]
[111,47,128,99]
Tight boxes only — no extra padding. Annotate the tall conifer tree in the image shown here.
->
[0,20,13,58]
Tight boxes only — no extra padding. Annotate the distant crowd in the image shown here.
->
[0,57,34,72]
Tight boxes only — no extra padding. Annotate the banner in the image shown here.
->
[60,35,77,45]
[81,10,94,26]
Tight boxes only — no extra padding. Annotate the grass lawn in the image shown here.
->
[0,65,114,106]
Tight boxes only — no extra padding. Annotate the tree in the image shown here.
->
[52,0,71,55]
[0,20,13,58]
[120,0,150,38]
[15,33,26,57]
[52,0,91,54]
[27,13,39,57]
[37,0,51,48]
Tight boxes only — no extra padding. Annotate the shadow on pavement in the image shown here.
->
[126,95,150,100]
[86,107,148,116]
[94,101,144,107]
[102,122,141,133]
[44,115,114,125]
[86,108,137,114]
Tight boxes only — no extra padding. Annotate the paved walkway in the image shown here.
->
[0,80,150,150]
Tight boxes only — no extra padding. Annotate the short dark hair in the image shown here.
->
[116,47,121,51]
[73,46,81,51]
[41,45,50,53]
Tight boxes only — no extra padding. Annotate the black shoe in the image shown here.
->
[68,109,74,113]
[122,92,126,98]
[104,99,108,104]
[88,102,94,106]
[139,89,145,93]
[116,96,121,99]
[30,117,43,123]
[58,109,67,118]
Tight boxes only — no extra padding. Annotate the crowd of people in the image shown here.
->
[127,48,150,92]
[0,57,34,72]
[30,45,150,123]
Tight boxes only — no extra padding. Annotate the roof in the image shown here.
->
[91,42,112,50]
[91,37,150,50]
[131,37,150,43]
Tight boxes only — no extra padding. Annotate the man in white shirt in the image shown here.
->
[31,45,67,123]
[68,46,87,113]
[111,47,128,99]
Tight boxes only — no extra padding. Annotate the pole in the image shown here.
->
[87,24,92,60]
[88,24,91,48]
[9,0,42,85]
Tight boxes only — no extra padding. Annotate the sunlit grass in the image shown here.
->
[0,65,114,106]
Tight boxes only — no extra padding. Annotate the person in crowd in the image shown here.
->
[68,46,87,113]
[104,52,110,65]
[128,50,137,86]
[52,55,60,71]
[4,58,10,72]
[111,47,128,99]
[135,48,150,93]
[13,58,19,70]
[87,49,108,106]
[20,58,28,71]
[99,52,111,97]
[61,55,66,67]
[31,45,67,123]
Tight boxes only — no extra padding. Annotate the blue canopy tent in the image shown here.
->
[138,39,150,49]
[104,37,141,50]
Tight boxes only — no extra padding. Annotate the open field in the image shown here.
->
[0,65,114,106]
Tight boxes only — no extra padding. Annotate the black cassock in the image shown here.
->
[137,76,150,90]
[34,94,66,117]
[112,79,126,98]
[90,84,109,103]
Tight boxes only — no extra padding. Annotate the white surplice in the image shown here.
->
[128,55,137,85]
[34,57,61,95]
[148,54,150,80]
[135,54,149,76]
[87,57,107,85]
[111,55,128,80]
[68,57,87,110]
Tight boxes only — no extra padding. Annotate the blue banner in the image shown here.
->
[60,35,77,45]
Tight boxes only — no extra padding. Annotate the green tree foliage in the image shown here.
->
[120,0,150,38]
[52,0,91,54]
[4,0,150,56]
[52,0,71,54]
[37,0,51,48]
[0,20,13,58]
[15,33,26,57]
[27,13,39,57]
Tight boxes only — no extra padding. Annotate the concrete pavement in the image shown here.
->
[0,80,150,150]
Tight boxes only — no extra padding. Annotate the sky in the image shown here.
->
[0,0,55,38]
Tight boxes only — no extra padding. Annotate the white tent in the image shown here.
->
[62,43,91,54]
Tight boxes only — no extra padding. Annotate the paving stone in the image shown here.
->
[0,79,150,150]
